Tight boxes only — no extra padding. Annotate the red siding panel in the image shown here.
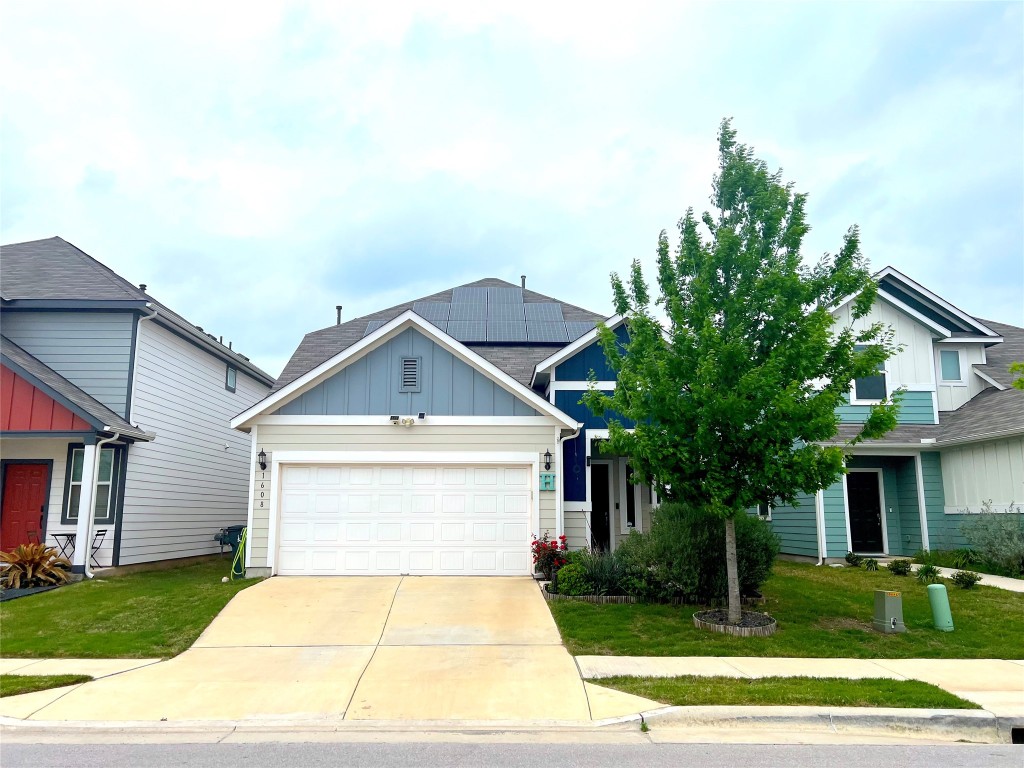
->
[0,365,91,432]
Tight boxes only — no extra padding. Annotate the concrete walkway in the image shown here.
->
[907,565,1024,593]
[0,577,658,723]
[577,656,1024,717]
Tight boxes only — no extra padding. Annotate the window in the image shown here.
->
[225,365,237,393]
[64,447,119,524]
[852,345,886,403]
[756,502,772,521]
[940,350,962,382]
[399,357,421,393]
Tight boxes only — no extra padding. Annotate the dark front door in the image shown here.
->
[590,463,611,552]
[1,463,48,550]
[847,471,884,553]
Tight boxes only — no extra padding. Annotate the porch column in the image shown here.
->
[914,453,931,551]
[71,442,98,574]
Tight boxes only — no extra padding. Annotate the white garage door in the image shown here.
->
[276,463,533,575]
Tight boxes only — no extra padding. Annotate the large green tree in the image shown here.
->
[584,120,900,624]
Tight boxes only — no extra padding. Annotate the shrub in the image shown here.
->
[863,558,879,571]
[887,559,913,576]
[577,549,627,596]
[845,552,864,567]
[961,502,1024,578]
[555,563,593,596]
[531,533,568,580]
[0,544,72,590]
[616,502,780,604]
[916,564,942,584]
[951,570,983,590]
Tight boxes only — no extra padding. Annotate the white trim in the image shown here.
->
[876,267,1000,338]
[944,503,1020,515]
[876,292,951,338]
[548,381,618,392]
[846,468,889,554]
[815,489,827,562]
[530,315,624,386]
[554,425,563,539]
[914,453,931,551]
[232,311,577,430]
[267,450,541,576]
[973,369,1007,391]
[936,336,1003,344]
[841,473,853,554]
[250,415,561,427]
[244,425,258,569]
[564,501,588,512]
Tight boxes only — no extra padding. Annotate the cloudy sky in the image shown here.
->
[2,1,1021,377]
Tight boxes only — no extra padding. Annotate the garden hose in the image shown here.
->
[230,527,247,581]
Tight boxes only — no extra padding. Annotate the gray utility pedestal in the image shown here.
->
[873,589,907,633]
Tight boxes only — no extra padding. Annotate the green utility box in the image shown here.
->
[927,583,955,632]
[873,590,906,633]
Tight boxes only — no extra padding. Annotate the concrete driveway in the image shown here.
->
[8,577,657,723]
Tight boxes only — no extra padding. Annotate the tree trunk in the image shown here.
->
[724,516,742,625]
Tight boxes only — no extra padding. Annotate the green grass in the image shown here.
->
[0,558,260,659]
[0,674,92,697]
[912,549,1020,579]
[549,560,1024,658]
[593,675,980,709]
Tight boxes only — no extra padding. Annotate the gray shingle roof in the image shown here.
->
[975,319,1024,389]
[1,335,151,441]
[274,278,607,391]
[0,237,274,386]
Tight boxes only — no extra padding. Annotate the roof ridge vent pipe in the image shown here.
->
[521,275,526,289]
[336,305,343,325]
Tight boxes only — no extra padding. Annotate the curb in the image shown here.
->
[614,705,1003,742]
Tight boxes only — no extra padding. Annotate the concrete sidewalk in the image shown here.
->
[576,656,1024,717]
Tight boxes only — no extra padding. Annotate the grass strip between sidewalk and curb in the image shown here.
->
[550,561,1024,658]
[0,674,92,698]
[591,675,981,709]
[0,558,262,659]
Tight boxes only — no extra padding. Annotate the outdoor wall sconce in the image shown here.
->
[544,450,552,470]
[257,449,267,471]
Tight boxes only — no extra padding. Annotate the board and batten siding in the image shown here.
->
[1,311,135,418]
[935,344,987,412]
[118,321,269,565]
[246,424,559,571]
[275,328,538,417]
[940,437,1024,515]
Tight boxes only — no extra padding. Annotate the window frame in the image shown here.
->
[756,501,773,522]
[61,445,122,525]
[850,346,888,405]
[939,349,964,385]
[225,364,237,393]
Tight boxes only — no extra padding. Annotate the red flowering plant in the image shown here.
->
[531,533,568,580]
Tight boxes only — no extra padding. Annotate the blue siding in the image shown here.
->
[920,451,963,550]
[894,459,923,555]
[822,480,849,557]
[276,328,539,417]
[837,390,936,425]
[846,456,906,555]
[556,388,635,502]
[554,325,629,381]
[768,492,819,558]
[1,310,135,418]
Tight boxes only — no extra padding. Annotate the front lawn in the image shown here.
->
[550,560,1024,658]
[0,674,92,697]
[0,558,260,659]
[594,675,980,709]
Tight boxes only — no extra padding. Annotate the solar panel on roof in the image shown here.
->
[428,320,448,333]
[452,287,489,304]
[449,302,487,321]
[565,321,597,341]
[488,303,525,321]
[447,321,487,342]
[412,302,451,323]
[486,321,529,342]
[525,302,565,323]
[487,286,524,304]
[528,322,569,343]
[363,319,387,337]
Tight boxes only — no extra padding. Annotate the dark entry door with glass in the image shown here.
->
[590,463,611,552]
[847,471,884,552]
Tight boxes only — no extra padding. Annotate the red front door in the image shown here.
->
[1,463,49,550]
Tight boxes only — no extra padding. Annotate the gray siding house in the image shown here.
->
[0,237,273,570]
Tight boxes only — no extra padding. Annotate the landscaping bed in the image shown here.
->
[593,675,980,709]
[549,560,1024,658]
[0,674,92,698]
[0,558,260,659]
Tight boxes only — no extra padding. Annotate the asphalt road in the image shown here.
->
[2,742,1020,768]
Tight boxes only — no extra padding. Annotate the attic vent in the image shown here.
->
[399,357,421,393]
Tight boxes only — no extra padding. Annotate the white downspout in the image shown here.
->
[80,430,121,579]
[815,489,827,565]
[127,304,158,419]
[556,424,582,542]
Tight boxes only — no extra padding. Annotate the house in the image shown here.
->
[231,270,1022,577]
[767,267,1024,560]
[0,237,274,572]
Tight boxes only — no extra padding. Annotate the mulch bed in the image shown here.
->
[0,585,59,603]
[693,609,778,637]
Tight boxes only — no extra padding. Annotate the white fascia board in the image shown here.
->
[876,292,951,338]
[530,315,624,387]
[936,336,1003,344]
[549,381,618,391]
[251,415,562,427]
[231,310,577,430]
[876,267,999,338]
[270,450,540,465]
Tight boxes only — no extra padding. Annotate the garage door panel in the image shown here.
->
[276,463,532,576]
